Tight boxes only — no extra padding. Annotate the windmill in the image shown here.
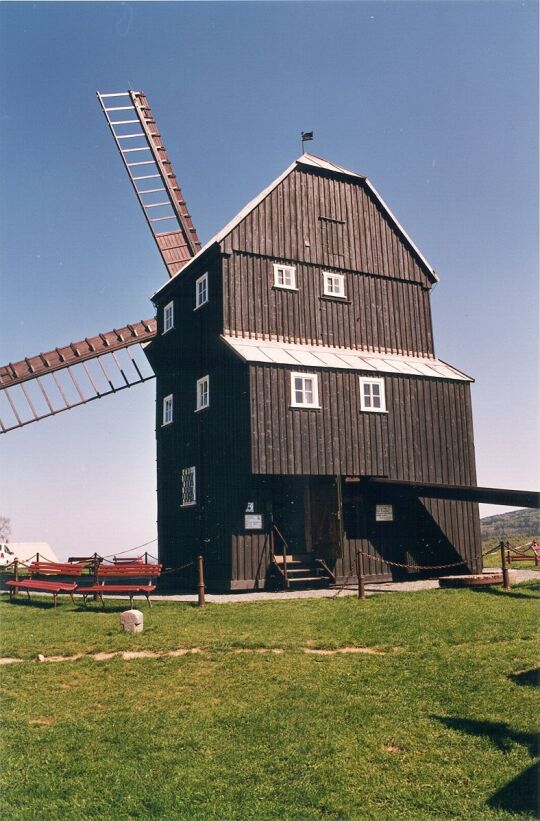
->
[0,91,198,433]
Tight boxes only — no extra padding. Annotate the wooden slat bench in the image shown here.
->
[77,563,162,608]
[5,562,85,608]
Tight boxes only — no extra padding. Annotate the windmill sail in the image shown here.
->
[97,90,201,277]
[0,320,156,433]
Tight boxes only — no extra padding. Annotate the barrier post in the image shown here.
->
[144,552,148,565]
[197,555,206,608]
[500,540,510,591]
[356,551,366,600]
[93,553,100,602]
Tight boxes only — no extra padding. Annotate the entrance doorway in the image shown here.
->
[269,476,344,561]
[307,477,343,562]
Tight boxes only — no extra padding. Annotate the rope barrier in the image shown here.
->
[101,538,157,560]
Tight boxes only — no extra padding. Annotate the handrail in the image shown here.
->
[272,523,290,589]
[315,557,336,584]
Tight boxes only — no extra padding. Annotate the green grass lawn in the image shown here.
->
[0,584,538,820]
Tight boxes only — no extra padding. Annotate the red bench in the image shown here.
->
[77,563,162,608]
[5,562,85,608]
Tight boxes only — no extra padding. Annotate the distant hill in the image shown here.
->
[480,508,539,537]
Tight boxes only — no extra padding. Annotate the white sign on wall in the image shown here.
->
[244,514,263,530]
[375,504,394,522]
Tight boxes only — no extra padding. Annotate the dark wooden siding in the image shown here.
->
[223,254,434,355]
[223,167,432,285]
[249,366,476,485]
[338,489,481,582]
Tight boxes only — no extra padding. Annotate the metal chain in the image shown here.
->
[355,549,470,571]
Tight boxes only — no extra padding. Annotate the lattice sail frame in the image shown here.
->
[1,90,202,433]
[0,320,156,433]
[96,90,201,277]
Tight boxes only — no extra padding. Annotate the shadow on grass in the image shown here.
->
[6,598,60,611]
[488,760,540,816]
[468,584,540,601]
[434,716,537,756]
[433,716,539,815]
[508,668,539,688]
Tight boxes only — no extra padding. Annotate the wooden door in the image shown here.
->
[309,477,343,560]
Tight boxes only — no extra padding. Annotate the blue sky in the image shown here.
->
[1,1,538,559]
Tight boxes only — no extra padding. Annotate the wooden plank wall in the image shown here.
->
[249,366,476,484]
[224,167,432,283]
[223,254,434,356]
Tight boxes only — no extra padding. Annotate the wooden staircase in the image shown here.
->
[272,554,334,589]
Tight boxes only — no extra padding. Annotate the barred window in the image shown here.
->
[181,467,196,506]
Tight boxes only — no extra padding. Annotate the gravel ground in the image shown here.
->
[159,568,538,604]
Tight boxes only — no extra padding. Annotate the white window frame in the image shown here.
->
[163,301,174,333]
[359,377,387,413]
[273,263,297,290]
[322,271,346,298]
[290,372,320,409]
[196,375,210,411]
[195,272,209,309]
[181,466,196,507]
[162,394,173,426]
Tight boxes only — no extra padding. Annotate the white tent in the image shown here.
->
[5,543,60,564]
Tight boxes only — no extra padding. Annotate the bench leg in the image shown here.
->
[26,590,31,602]
[146,593,152,608]
[70,592,75,606]
[53,594,57,609]
[129,594,134,609]
[100,593,105,608]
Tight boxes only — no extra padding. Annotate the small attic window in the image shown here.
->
[273,264,297,290]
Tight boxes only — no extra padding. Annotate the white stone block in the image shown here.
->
[120,609,144,633]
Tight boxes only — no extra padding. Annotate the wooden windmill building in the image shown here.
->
[2,93,535,581]
[146,153,482,590]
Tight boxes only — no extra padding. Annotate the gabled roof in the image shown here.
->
[222,336,473,382]
[154,152,437,298]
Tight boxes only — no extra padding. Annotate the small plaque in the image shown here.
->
[375,504,394,522]
[245,502,255,513]
[244,513,263,530]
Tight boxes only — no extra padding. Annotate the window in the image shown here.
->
[273,264,297,290]
[163,301,174,333]
[195,272,209,309]
[290,373,320,408]
[181,467,196,506]
[323,271,346,298]
[162,394,173,426]
[359,377,386,412]
[196,375,210,411]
